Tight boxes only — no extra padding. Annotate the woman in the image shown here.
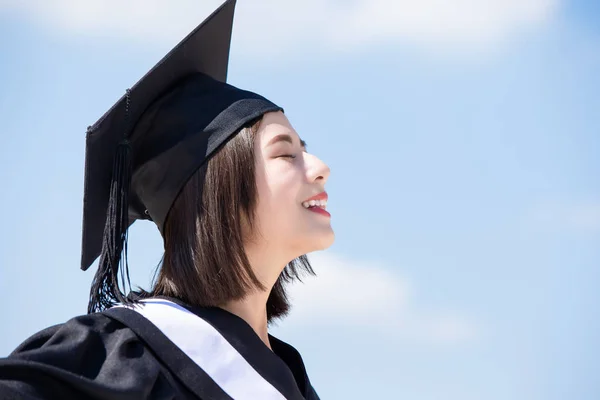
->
[0,1,331,399]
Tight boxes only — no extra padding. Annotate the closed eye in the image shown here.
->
[278,154,297,159]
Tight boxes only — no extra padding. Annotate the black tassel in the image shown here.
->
[88,89,133,314]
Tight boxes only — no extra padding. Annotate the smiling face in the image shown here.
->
[250,111,334,260]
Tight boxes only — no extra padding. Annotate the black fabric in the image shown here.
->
[0,313,194,399]
[0,303,321,400]
[270,337,321,400]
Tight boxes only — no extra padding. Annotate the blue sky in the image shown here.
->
[0,1,599,399]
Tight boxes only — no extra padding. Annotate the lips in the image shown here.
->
[301,191,330,217]
[306,206,330,217]
[302,192,328,203]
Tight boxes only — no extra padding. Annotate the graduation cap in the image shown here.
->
[82,0,282,313]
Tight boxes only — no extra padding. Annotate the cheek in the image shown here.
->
[256,170,303,226]
[260,163,302,199]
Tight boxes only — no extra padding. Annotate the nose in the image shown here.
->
[305,153,331,184]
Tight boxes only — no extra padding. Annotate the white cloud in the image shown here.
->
[285,252,478,345]
[1,0,561,56]
[326,0,560,52]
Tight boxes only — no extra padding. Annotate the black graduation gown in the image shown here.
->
[0,298,320,400]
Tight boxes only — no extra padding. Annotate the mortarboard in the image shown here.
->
[81,0,282,313]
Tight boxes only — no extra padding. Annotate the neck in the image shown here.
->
[220,241,294,350]
[221,290,272,349]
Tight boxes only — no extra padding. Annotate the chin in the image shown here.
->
[304,228,335,253]
[283,225,335,258]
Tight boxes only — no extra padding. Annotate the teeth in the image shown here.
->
[302,199,328,209]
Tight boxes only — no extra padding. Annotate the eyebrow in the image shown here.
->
[268,133,307,150]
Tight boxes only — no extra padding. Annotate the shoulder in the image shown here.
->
[10,312,121,355]
[1,312,182,400]
[8,312,146,372]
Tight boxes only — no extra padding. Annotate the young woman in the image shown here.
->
[0,1,332,399]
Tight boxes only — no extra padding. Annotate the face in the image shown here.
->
[250,111,334,260]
